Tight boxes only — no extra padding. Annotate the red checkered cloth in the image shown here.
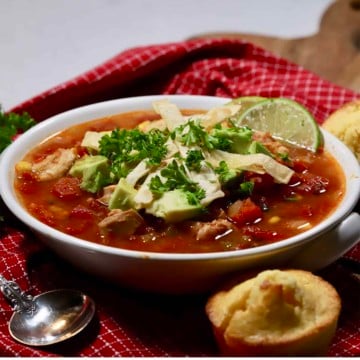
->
[1,38,359,356]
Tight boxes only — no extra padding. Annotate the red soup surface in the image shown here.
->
[14,109,345,253]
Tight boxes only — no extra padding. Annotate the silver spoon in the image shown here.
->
[0,275,95,346]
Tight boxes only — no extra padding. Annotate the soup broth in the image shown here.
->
[14,109,345,253]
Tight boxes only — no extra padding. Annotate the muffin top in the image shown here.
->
[206,269,341,346]
[322,100,360,162]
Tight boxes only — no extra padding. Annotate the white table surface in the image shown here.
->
[0,0,333,111]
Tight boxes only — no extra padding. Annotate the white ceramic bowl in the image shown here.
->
[1,95,360,294]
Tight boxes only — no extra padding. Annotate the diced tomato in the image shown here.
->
[292,160,309,173]
[70,205,94,220]
[293,172,329,195]
[66,205,95,235]
[17,178,37,194]
[29,203,55,226]
[75,145,89,157]
[16,166,38,194]
[86,198,109,218]
[20,171,37,181]
[51,177,82,200]
[65,222,89,235]
[243,225,282,242]
[229,198,263,226]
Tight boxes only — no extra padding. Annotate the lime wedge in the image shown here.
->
[234,98,324,152]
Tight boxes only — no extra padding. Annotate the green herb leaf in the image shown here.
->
[99,128,168,180]
[277,152,290,162]
[214,160,237,184]
[149,160,205,205]
[185,149,204,172]
[148,175,169,195]
[0,107,36,153]
[173,119,219,151]
[239,181,254,196]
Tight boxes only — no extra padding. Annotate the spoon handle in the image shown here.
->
[0,275,35,314]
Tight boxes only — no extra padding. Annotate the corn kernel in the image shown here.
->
[268,216,281,224]
[138,120,150,131]
[15,161,32,174]
[49,205,69,220]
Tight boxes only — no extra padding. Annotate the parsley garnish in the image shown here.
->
[0,107,36,153]
[185,149,204,171]
[149,160,205,205]
[173,119,220,151]
[239,181,254,196]
[99,128,168,180]
[173,120,253,154]
[277,152,290,162]
[214,160,236,184]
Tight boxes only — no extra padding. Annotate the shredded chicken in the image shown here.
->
[32,148,77,181]
[98,209,144,235]
[192,218,235,241]
[97,185,117,205]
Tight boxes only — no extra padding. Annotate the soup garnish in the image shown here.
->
[0,107,35,153]
[14,99,345,253]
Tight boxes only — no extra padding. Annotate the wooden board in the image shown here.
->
[190,0,360,92]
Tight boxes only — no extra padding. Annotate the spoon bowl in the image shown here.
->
[0,277,95,346]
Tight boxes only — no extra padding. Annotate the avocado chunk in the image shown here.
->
[69,155,110,193]
[109,178,137,210]
[211,126,253,154]
[146,189,203,223]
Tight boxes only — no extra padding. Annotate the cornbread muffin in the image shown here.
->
[322,100,360,162]
[206,269,341,356]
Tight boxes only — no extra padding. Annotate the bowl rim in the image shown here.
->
[1,94,359,261]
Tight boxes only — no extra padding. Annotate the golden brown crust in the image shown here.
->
[322,100,360,162]
[206,269,341,356]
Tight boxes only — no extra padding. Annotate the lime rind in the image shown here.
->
[226,96,266,116]
[228,96,266,105]
[233,98,324,152]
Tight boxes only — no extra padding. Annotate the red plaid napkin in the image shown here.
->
[1,38,360,357]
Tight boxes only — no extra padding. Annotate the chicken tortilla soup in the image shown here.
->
[14,99,345,253]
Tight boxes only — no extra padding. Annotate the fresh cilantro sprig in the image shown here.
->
[172,119,253,154]
[149,160,205,205]
[99,128,168,180]
[277,152,290,162]
[185,149,204,172]
[214,160,236,184]
[239,181,254,196]
[0,107,36,153]
[172,119,223,151]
